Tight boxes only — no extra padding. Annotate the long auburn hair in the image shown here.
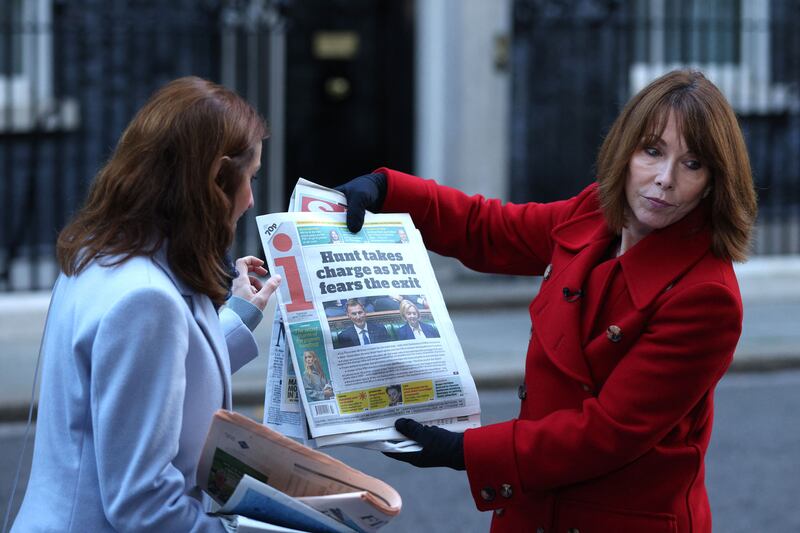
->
[57,76,267,305]
[596,70,757,262]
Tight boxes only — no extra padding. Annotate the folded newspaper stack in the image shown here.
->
[257,180,482,451]
[198,410,401,532]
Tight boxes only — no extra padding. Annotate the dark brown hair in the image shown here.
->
[346,299,364,313]
[57,76,268,305]
[596,70,757,262]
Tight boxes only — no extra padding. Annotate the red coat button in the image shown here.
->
[607,325,622,342]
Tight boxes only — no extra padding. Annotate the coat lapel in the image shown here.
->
[530,200,713,388]
[152,247,232,409]
[531,210,613,387]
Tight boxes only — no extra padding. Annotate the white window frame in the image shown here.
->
[0,0,79,132]
[629,0,798,115]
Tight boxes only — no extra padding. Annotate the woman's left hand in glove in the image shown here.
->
[383,418,465,471]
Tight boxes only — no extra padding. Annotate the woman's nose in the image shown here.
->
[654,160,676,189]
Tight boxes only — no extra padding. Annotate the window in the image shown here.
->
[630,0,797,114]
[0,0,78,132]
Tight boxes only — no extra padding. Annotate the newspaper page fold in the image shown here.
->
[198,410,401,532]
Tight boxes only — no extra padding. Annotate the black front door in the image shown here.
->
[284,0,415,191]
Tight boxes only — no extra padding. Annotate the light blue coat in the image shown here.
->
[13,247,262,532]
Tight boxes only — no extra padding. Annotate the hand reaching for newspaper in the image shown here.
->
[383,418,465,471]
[231,256,282,311]
[334,172,388,233]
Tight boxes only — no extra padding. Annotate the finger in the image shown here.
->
[346,204,365,234]
[234,257,249,278]
[346,189,370,234]
[239,255,263,267]
[236,256,265,275]
[249,277,264,291]
[394,418,425,441]
[251,265,269,277]
[251,274,282,310]
[244,258,266,275]
[259,274,281,296]
[336,182,367,233]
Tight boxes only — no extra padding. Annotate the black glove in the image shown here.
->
[334,172,387,233]
[383,418,465,471]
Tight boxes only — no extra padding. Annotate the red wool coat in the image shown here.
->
[379,168,742,533]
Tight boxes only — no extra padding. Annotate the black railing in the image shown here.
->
[0,0,282,291]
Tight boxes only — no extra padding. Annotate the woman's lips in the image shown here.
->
[643,195,675,208]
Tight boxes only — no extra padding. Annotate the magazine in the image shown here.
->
[198,410,401,532]
[257,180,481,449]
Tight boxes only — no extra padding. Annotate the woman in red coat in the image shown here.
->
[338,70,757,532]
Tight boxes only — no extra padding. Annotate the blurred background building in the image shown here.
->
[1,0,798,291]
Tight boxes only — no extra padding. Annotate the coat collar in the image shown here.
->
[151,245,193,297]
[533,199,713,387]
[618,200,712,310]
[151,245,233,408]
[550,199,713,310]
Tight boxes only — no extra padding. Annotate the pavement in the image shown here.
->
[1,255,799,420]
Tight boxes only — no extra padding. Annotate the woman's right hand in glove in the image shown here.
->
[334,172,388,233]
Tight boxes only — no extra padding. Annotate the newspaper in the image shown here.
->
[258,180,481,449]
[262,180,347,446]
[262,316,310,443]
[198,410,401,532]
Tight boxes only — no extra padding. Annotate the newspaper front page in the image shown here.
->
[258,182,481,447]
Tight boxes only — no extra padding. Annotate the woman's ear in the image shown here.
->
[210,155,232,183]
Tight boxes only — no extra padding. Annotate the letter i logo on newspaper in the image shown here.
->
[272,232,314,312]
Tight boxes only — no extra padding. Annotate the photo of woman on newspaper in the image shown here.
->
[396,299,439,340]
[301,350,334,401]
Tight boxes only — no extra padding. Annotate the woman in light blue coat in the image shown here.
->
[12,77,281,532]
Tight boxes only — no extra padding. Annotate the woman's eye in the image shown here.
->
[684,160,702,171]
[644,147,660,157]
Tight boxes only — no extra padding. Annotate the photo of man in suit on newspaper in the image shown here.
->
[334,299,391,348]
